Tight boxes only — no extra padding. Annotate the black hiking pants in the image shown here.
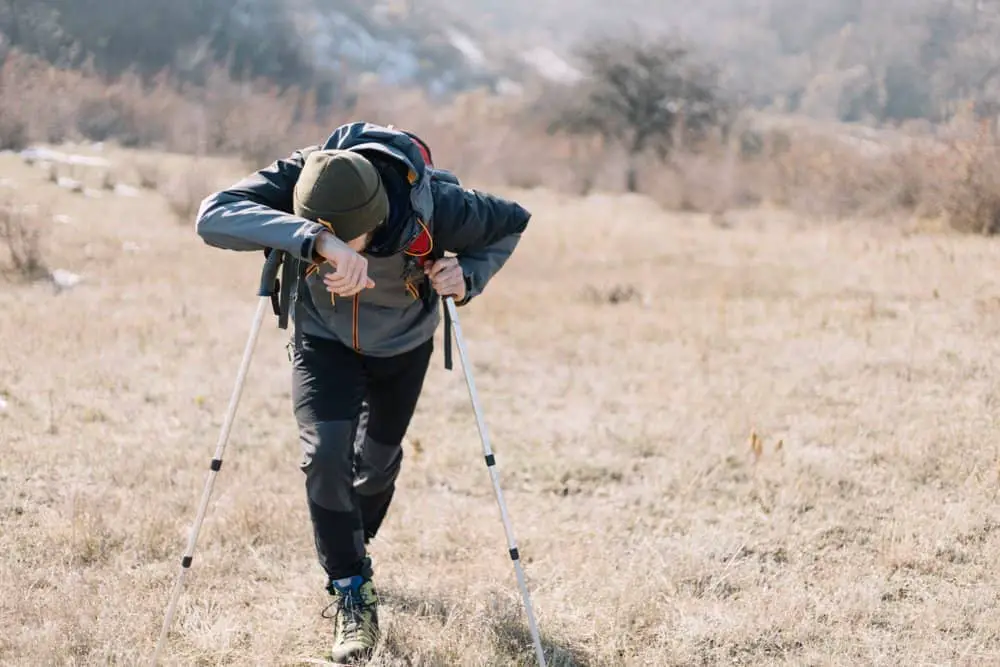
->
[292,332,433,581]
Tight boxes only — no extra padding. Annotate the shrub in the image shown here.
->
[0,198,48,280]
[938,120,1000,235]
[161,162,222,224]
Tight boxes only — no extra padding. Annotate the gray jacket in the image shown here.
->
[195,122,531,358]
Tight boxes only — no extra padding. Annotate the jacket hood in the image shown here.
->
[321,122,436,257]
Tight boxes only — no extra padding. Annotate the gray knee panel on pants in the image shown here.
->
[299,420,356,512]
[354,435,403,497]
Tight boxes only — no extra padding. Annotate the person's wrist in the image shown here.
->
[455,273,472,304]
[315,230,341,260]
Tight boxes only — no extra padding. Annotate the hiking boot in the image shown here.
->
[325,573,379,664]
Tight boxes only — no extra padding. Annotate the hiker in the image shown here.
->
[193,122,531,663]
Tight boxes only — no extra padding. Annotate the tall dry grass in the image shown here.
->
[635,110,1000,234]
[4,145,1000,665]
[3,48,1000,234]
[0,194,49,280]
[0,50,332,162]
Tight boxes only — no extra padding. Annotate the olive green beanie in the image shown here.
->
[293,149,389,241]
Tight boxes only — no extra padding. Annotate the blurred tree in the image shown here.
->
[548,35,728,192]
[0,0,72,62]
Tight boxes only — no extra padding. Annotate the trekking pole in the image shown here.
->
[149,250,283,667]
[443,296,547,667]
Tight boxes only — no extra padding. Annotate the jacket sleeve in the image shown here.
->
[195,145,326,262]
[454,233,522,305]
[430,180,531,305]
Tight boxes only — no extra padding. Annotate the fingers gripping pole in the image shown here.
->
[150,295,271,666]
[444,297,547,667]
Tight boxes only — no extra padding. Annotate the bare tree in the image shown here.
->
[547,35,728,192]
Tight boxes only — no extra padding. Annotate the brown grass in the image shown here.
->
[0,50,334,162]
[6,47,1000,235]
[0,194,49,280]
[3,142,1000,665]
[159,159,236,224]
[935,121,1000,235]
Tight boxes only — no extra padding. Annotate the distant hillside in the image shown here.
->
[287,0,528,96]
[276,0,585,94]
[2,0,999,125]
[0,0,534,98]
[429,0,1000,124]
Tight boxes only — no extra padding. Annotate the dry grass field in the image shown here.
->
[3,143,1000,666]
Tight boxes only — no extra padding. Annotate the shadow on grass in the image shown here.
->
[379,587,589,666]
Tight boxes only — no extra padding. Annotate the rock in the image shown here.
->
[20,148,40,165]
[51,269,82,291]
[0,396,7,411]
[20,146,111,168]
[114,184,140,198]
[56,176,83,193]
[52,214,73,225]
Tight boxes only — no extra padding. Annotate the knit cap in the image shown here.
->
[293,149,389,241]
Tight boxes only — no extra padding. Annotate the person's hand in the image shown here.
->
[424,257,466,302]
[315,231,375,297]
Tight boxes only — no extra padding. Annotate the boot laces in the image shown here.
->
[322,586,372,640]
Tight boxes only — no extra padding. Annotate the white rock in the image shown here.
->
[114,184,139,197]
[68,154,111,168]
[51,269,82,291]
[53,214,73,225]
[57,176,83,192]
[0,396,7,411]
[20,146,111,168]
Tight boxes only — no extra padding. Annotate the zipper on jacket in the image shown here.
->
[352,294,360,352]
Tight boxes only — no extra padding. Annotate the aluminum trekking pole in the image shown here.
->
[443,296,547,667]
[149,250,283,667]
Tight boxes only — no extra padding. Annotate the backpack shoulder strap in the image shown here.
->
[388,127,463,372]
